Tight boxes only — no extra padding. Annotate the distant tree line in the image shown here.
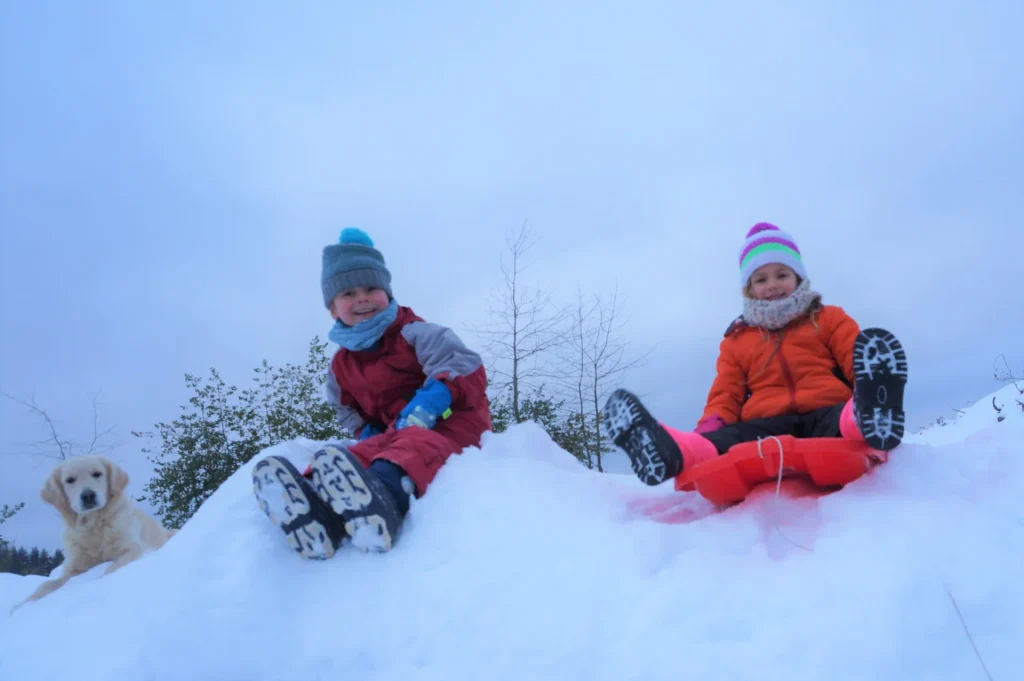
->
[0,543,64,576]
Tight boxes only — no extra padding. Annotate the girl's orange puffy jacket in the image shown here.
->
[699,303,861,425]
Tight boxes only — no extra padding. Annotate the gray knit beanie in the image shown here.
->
[320,227,393,308]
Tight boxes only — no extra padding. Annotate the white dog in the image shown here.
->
[11,456,176,612]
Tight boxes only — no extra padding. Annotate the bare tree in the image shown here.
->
[472,221,570,423]
[2,391,120,461]
[566,285,649,471]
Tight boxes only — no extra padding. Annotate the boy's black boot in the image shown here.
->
[252,455,347,559]
[309,445,405,552]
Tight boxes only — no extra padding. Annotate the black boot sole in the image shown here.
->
[852,327,909,451]
[252,455,346,559]
[603,389,683,485]
[310,445,402,553]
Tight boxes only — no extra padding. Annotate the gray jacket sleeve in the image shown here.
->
[401,322,483,380]
[325,363,366,433]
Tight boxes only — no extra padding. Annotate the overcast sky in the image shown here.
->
[2,0,1022,550]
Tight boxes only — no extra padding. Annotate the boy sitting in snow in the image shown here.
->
[252,228,491,558]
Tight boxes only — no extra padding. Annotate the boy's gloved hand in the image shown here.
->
[396,378,452,430]
[360,422,384,440]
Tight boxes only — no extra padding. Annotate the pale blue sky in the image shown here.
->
[2,0,1022,549]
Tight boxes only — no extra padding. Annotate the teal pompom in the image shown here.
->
[339,227,374,247]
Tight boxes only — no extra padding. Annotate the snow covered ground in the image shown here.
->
[1,383,1021,681]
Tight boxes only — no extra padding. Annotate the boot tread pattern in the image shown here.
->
[852,328,908,451]
[253,456,338,560]
[311,446,396,553]
[603,389,672,486]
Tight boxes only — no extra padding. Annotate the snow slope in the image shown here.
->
[1,384,1021,681]
[916,381,1024,445]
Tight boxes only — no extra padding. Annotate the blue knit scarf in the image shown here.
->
[328,299,399,351]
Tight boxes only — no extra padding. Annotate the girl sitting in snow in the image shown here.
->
[603,222,909,486]
[251,228,491,557]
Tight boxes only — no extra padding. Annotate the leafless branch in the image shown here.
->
[992,353,1023,394]
[86,392,119,456]
[2,390,121,460]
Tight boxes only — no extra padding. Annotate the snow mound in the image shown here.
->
[2,391,1021,681]
[912,381,1024,445]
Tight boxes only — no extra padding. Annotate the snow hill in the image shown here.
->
[2,384,1022,681]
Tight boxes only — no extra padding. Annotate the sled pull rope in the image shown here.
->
[757,435,812,553]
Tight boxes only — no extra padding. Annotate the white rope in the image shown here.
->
[756,435,812,552]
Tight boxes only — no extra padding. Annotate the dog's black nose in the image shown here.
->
[80,489,97,509]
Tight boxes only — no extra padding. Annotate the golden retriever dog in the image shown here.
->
[10,455,176,612]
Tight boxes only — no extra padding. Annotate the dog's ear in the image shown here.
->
[103,457,130,498]
[40,464,73,517]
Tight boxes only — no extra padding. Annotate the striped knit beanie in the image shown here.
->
[738,222,807,287]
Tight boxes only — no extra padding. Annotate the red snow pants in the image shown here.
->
[346,426,470,496]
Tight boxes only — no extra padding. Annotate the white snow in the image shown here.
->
[915,381,1024,445]
[1,384,1021,681]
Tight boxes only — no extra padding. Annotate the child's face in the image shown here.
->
[747,263,797,301]
[329,286,390,326]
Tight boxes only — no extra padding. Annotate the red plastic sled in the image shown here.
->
[673,436,888,506]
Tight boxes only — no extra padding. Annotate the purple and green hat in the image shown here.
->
[738,222,807,287]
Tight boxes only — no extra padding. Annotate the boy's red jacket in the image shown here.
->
[327,306,491,450]
[700,304,861,426]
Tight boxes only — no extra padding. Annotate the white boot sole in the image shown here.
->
[310,446,397,553]
[253,457,338,560]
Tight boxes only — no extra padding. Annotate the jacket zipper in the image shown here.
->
[776,334,799,413]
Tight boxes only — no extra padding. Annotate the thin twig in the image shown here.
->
[992,354,1023,394]
[945,585,994,681]
[2,391,119,460]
